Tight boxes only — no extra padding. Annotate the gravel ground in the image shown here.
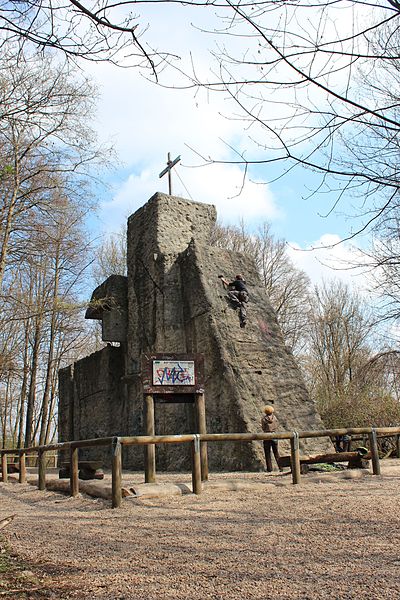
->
[1,462,400,600]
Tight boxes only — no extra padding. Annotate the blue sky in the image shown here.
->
[84,2,375,290]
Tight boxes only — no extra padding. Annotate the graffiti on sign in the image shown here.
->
[153,360,195,386]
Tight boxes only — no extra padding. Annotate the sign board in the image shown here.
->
[142,353,204,395]
[152,360,195,387]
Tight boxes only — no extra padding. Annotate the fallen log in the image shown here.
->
[130,483,191,498]
[0,464,19,474]
[60,461,103,470]
[279,450,371,468]
[126,480,277,499]
[35,478,113,500]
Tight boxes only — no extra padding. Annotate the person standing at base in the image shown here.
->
[219,273,249,328]
[334,434,351,453]
[261,405,282,472]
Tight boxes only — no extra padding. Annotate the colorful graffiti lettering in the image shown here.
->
[155,362,194,385]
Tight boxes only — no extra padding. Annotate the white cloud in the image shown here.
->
[87,3,312,236]
[88,44,235,168]
[86,1,378,251]
[98,160,279,233]
[287,234,372,291]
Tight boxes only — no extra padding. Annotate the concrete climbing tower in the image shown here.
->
[59,192,330,470]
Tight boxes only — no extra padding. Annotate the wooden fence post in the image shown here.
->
[70,446,79,497]
[144,394,156,484]
[38,449,46,490]
[1,452,7,483]
[112,437,122,509]
[191,435,202,495]
[396,434,400,459]
[195,393,209,481]
[19,451,26,484]
[290,432,301,485]
[369,429,381,476]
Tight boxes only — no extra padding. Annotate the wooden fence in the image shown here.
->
[1,426,400,509]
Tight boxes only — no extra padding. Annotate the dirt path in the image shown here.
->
[1,464,400,599]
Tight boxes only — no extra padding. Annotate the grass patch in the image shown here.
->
[308,463,345,472]
[0,547,12,573]
[0,535,43,597]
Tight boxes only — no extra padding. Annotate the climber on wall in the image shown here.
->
[219,273,249,328]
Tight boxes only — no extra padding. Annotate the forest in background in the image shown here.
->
[1,0,400,449]
[0,48,109,448]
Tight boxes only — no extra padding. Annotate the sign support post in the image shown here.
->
[142,353,207,484]
[144,394,156,483]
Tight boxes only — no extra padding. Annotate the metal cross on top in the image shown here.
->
[159,152,181,195]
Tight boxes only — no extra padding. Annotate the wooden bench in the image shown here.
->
[278,449,371,473]
[59,461,104,480]
[0,463,19,474]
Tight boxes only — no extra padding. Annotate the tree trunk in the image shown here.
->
[17,318,30,448]
[24,319,41,447]
[39,243,60,445]
[0,139,20,290]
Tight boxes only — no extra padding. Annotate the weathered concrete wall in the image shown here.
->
[178,240,331,468]
[122,192,330,470]
[59,191,331,471]
[59,346,128,464]
[126,192,216,361]
[85,275,128,343]
[124,192,217,470]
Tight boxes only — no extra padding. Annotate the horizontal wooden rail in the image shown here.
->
[119,434,197,446]
[2,426,399,456]
[2,426,400,508]
[0,437,114,455]
[198,432,296,442]
[119,432,295,446]
[298,426,400,438]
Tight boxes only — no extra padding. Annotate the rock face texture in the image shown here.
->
[59,346,126,465]
[59,192,330,470]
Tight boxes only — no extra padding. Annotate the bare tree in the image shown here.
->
[0,48,108,291]
[92,229,127,286]
[0,1,159,71]
[0,48,110,447]
[303,279,400,428]
[0,0,244,74]
[4,0,400,209]
[360,197,400,326]
[5,1,400,236]
[181,2,400,236]
[0,189,95,448]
